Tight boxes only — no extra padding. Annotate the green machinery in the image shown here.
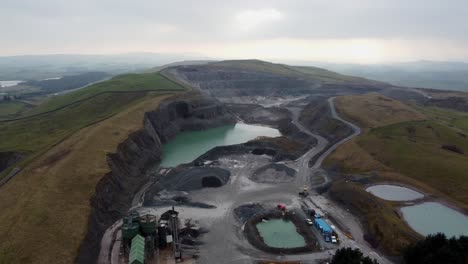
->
[121,212,159,262]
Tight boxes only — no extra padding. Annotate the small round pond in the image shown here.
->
[161,123,281,167]
[366,184,424,201]
[256,219,306,248]
[401,202,468,237]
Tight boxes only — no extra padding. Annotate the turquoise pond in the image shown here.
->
[401,202,468,237]
[256,219,306,248]
[160,123,281,167]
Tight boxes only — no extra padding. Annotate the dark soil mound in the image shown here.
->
[201,176,223,187]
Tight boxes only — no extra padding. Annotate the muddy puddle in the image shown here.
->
[366,184,424,201]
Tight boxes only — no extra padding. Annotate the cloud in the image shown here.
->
[0,0,467,62]
[234,8,283,33]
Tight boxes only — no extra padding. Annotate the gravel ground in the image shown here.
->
[99,97,392,264]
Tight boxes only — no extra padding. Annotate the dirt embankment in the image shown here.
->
[300,99,353,144]
[251,164,296,183]
[328,180,421,257]
[193,136,309,166]
[0,152,23,174]
[297,98,354,167]
[76,94,236,263]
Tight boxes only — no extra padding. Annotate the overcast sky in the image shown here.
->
[1,0,467,63]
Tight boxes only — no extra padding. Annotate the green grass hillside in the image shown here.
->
[0,73,184,179]
[325,93,468,256]
[328,94,468,206]
[415,105,468,132]
[0,101,33,119]
[32,73,184,113]
[292,66,384,84]
[359,120,468,204]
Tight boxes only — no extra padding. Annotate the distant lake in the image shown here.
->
[42,77,62,81]
[0,80,23,87]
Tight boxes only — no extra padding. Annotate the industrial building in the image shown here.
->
[119,207,191,264]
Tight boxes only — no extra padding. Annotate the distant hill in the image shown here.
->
[0,53,210,80]
[312,60,468,92]
[210,59,386,85]
[23,72,110,94]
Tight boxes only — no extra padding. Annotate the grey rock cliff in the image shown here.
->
[75,94,235,263]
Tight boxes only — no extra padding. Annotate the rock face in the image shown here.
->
[75,94,235,264]
[164,64,389,101]
[169,66,314,97]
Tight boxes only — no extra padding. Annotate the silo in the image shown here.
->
[129,211,140,223]
[140,214,157,236]
[122,222,140,241]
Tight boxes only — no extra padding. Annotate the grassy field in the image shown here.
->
[292,66,383,84]
[359,120,468,204]
[0,73,185,263]
[334,93,426,129]
[213,60,304,77]
[0,101,33,119]
[330,95,468,205]
[0,73,184,177]
[324,93,468,255]
[32,73,184,113]
[328,94,468,206]
[414,105,468,132]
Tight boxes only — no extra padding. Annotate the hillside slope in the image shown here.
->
[212,59,385,85]
[0,73,185,263]
[0,73,184,175]
[325,93,468,255]
[334,93,427,129]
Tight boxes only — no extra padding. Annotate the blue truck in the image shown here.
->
[313,216,334,242]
